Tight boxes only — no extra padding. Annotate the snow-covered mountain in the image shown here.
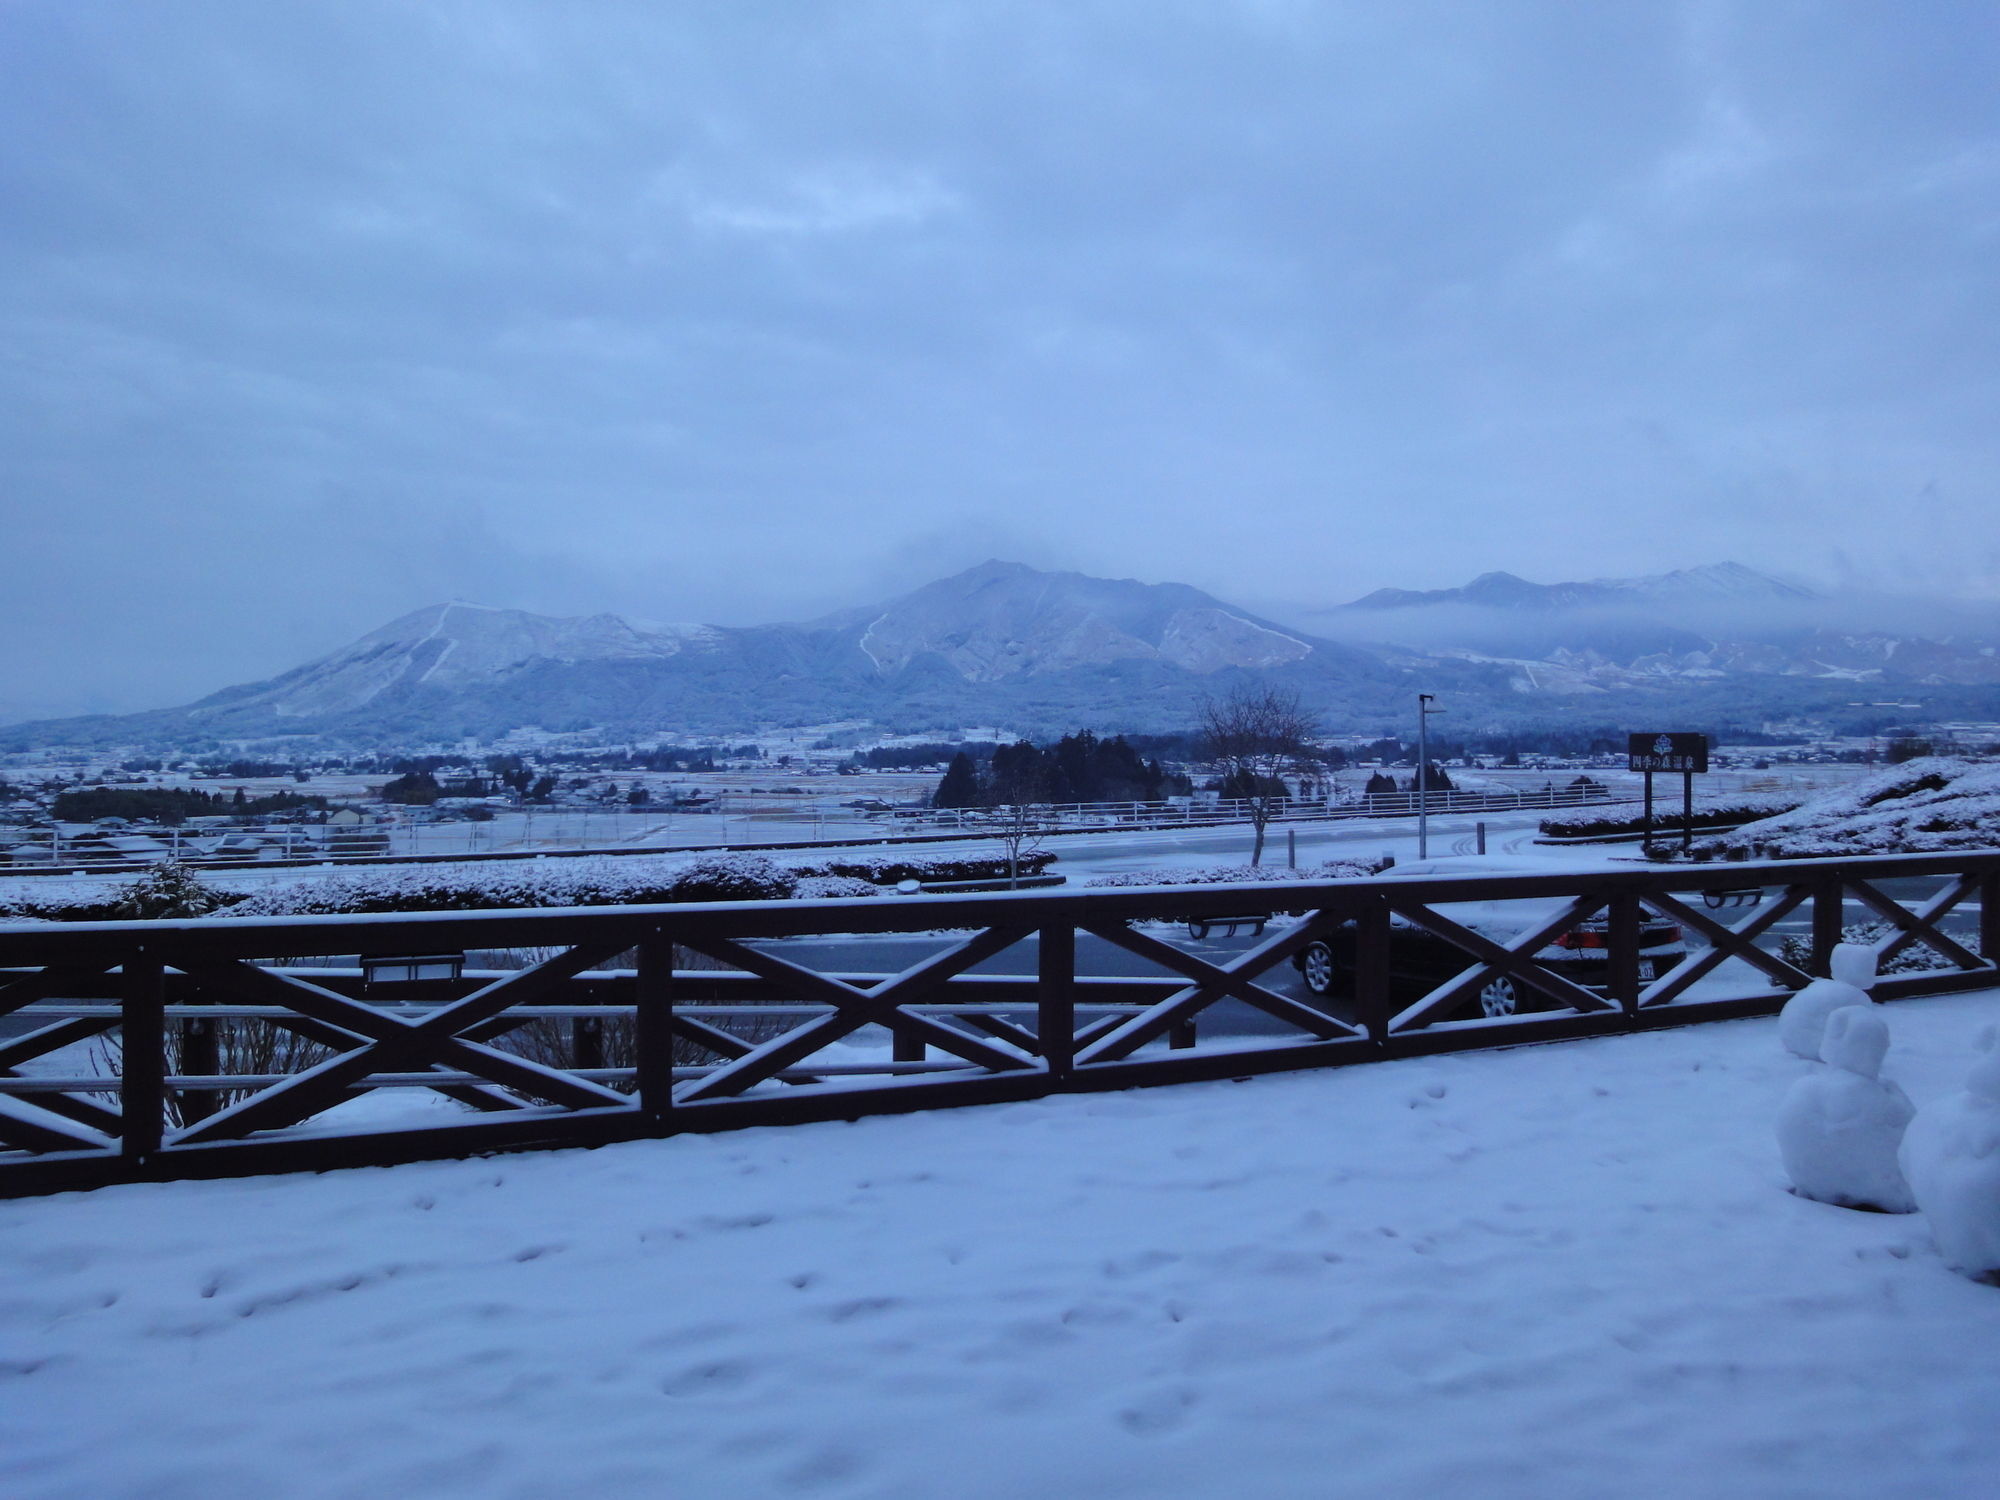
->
[228,603,724,719]
[818,561,1314,681]
[1317,563,2000,692]
[8,560,1998,750]
[1346,562,1818,614]
[2,564,1400,746]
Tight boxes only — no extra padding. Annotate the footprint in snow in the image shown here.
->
[779,1443,869,1490]
[1116,1386,1200,1436]
[1102,1250,1181,1280]
[825,1296,901,1323]
[659,1359,756,1396]
[700,1212,776,1232]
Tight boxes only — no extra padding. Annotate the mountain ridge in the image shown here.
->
[1344,562,1818,613]
[5,560,1997,750]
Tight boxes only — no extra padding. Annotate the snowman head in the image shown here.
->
[1829,944,1878,989]
[1821,1006,1889,1078]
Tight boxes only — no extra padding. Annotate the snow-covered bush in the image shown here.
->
[1540,796,1799,842]
[805,851,1055,884]
[791,875,882,900]
[0,865,247,923]
[1777,923,1982,977]
[1084,859,1384,890]
[1082,860,1387,921]
[1693,757,2000,859]
[664,854,798,903]
[1,848,1041,923]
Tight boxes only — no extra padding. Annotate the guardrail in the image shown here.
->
[0,785,1630,876]
[2,849,1992,1198]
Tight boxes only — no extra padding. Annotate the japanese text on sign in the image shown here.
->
[1627,732,1709,774]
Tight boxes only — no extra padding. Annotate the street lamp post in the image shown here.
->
[1417,693,1443,859]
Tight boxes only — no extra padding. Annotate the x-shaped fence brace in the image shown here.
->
[1386,894,1621,1033]
[0,965,130,1153]
[1635,885,1813,1005]
[669,925,1040,1101]
[1846,873,1985,972]
[167,942,637,1143]
[1074,913,1358,1065]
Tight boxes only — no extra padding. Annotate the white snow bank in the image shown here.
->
[1699,756,2000,858]
[5,993,2000,1499]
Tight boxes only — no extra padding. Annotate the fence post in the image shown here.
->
[1605,892,1641,1014]
[1984,871,2000,971]
[635,929,676,1128]
[1355,896,1392,1045]
[177,977,220,1125]
[1811,877,1845,978]
[120,949,166,1165]
[1038,924,1075,1084]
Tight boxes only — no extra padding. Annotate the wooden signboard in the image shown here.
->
[1627,733,1708,852]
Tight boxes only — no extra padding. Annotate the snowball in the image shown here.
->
[1900,1028,2000,1281]
[1829,943,1879,989]
[1822,1004,1890,1079]
[1778,977,1874,1061]
[1776,1008,1915,1213]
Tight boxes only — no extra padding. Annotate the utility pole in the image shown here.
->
[1417,693,1443,859]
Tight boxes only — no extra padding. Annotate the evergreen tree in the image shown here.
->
[1406,763,1455,793]
[931,751,983,809]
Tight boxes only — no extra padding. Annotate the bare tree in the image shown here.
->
[1197,685,1322,866]
[987,746,1052,888]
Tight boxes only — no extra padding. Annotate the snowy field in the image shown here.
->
[6,990,2000,1499]
[0,804,1591,910]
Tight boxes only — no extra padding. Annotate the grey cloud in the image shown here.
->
[2,1,1995,719]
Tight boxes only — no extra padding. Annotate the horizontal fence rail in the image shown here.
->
[0,849,1994,1197]
[0,785,1635,875]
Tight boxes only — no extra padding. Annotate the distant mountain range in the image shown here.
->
[1310,562,2000,697]
[6,560,1997,751]
[1344,562,1819,613]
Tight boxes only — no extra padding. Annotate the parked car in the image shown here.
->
[1291,856,1686,1019]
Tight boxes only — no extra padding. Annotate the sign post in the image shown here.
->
[1627,733,1709,853]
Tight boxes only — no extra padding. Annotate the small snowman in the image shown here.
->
[1776,1006,1915,1213]
[1778,943,1879,1061]
[1900,1026,2000,1283]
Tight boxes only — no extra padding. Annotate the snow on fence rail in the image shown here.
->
[2,848,1993,1198]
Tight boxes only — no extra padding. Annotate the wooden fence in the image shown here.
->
[1,850,1994,1198]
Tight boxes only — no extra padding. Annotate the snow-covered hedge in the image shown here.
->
[1083,859,1384,890]
[0,863,247,924]
[1081,860,1388,920]
[0,848,1055,923]
[808,850,1054,885]
[1775,922,1983,976]
[1540,795,1800,841]
[1692,758,2000,860]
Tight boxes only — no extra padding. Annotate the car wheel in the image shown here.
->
[1476,976,1520,1018]
[1300,940,1339,996]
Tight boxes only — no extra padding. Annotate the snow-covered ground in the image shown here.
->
[6,989,1999,1499]
[0,805,1590,912]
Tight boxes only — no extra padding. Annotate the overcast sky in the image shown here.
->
[4,1,1998,720]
